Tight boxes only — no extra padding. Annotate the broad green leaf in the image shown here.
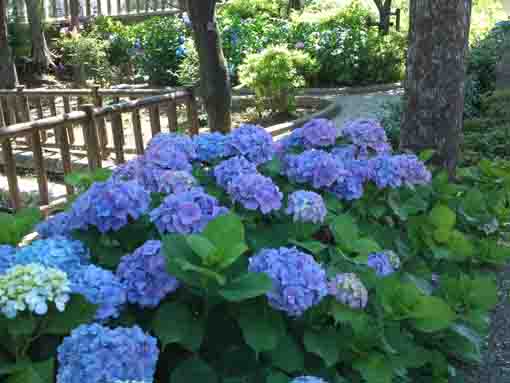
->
[238,305,285,354]
[7,315,36,337]
[176,258,226,285]
[412,296,456,333]
[152,302,204,351]
[467,277,498,311]
[353,238,381,257]
[0,361,32,376]
[330,214,359,250]
[353,353,393,383]
[447,230,475,260]
[44,295,97,335]
[289,239,327,255]
[170,357,218,383]
[429,205,456,231]
[266,371,289,383]
[303,327,340,367]
[217,242,249,269]
[219,272,273,302]
[5,359,54,383]
[419,149,435,162]
[449,323,483,363]
[267,332,304,373]
[203,213,245,251]
[330,302,370,335]
[186,235,217,260]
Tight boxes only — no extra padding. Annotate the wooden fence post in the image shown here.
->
[111,111,125,164]
[149,105,161,137]
[93,85,109,159]
[167,98,178,132]
[130,97,144,155]
[31,129,50,206]
[0,103,21,211]
[16,85,32,146]
[81,104,102,170]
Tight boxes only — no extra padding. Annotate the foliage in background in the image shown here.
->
[239,46,318,114]
[0,208,42,245]
[219,0,287,19]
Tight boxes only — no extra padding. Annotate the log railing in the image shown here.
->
[0,89,199,211]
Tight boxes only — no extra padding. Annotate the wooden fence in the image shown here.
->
[0,87,199,211]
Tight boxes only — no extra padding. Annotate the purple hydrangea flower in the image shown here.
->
[70,265,127,321]
[227,173,283,214]
[328,273,368,309]
[331,145,358,162]
[367,252,395,277]
[248,247,328,316]
[155,170,198,194]
[289,118,339,148]
[69,180,151,233]
[110,157,146,184]
[286,190,327,224]
[395,154,432,186]
[214,156,258,189]
[341,119,392,156]
[144,145,192,172]
[116,241,180,308]
[283,150,349,189]
[193,132,234,162]
[370,154,431,189]
[292,377,328,383]
[328,159,373,201]
[0,245,16,274]
[57,324,159,383]
[146,133,196,161]
[150,188,228,234]
[227,124,274,164]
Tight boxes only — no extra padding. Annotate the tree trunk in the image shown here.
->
[25,0,54,73]
[185,0,231,133]
[288,0,303,11]
[400,0,472,176]
[69,0,80,30]
[0,0,18,89]
[373,0,392,35]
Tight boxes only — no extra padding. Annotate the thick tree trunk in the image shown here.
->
[288,0,303,11]
[0,0,18,89]
[400,0,472,176]
[185,0,231,133]
[25,0,54,73]
[69,0,80,30]
[373,0,392,35]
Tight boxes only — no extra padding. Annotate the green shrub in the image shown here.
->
[0,208,42,246]
[239,45,318,114]
[177,39,200,87]
[482,89,510,123]
[219,0,286,19]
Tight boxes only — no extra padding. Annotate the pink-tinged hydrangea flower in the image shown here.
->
[70,265,127,321]
[283,150,349,189]
[248,247,328,317]
[69,180,151,233]
[150,188,229,234]
[289,118,339,149]
[328,159,373,201]
[146,133,197,161]
[370,154,431,189]
[227,173,283,214]
[292,377,328,383]
[193,132,234,162]
[227,124,274,164]
[155,170,198,194]
[286,190,327,224]
[57,324,159,383]
[367,252,395,277]
[341,119,392,156]
[328,273,368,309]
[214,156,258,189]
[116,241,180,308]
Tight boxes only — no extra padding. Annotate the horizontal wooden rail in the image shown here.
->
[0,87,186,97]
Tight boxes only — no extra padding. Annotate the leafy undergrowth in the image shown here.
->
[1,119,509,383]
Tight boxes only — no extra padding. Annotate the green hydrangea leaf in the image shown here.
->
[412,296,456,333]
[170,356,218,383]
[238,305,285,354]
[219,272,273,302]
[353,353,393,383]
[330,214,359,251]
[44,295,97,335]
[428,205,456,231]
[304,327,340,367]
[203,213,245,251]
[267,332,305,373]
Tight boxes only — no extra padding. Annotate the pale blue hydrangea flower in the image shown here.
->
[214,156,258,189]
[286,190,327,224]
[291,377,328,383]
[150,188,229,234]
[328,273,368,309]
[227,124,274,164]
[227,173,283,214]
[289,118,339,149]
[116,241,180,308]
[193,132,234,162]
[248,247,328,317]
[0,264,71,318]
[70,265,127,321]
[57,324,159,383]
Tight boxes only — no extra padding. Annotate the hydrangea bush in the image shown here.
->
[1,119,510,383]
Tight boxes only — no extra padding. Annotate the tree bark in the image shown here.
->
[25,0,55,73]
[0,0,18,88]
[372,0,392,34]
[69,0,80,30]
[185,0,231,133]
[400,0,472,176]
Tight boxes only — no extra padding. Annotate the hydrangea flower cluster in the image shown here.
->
[155,170,198,194]
[291,377,328,383]
[289,118,339,148]
[328,273,368,310]
[286,190,327,224]
[248,247,328,316]
[341,119,392,156]
[0,245,16,274]
[371,155,431,189]
[110,157,146,184]
[193,132,233,162]
[283,150,349,189]
[146,133,196,161]
[144,145,193,172]
[117,241,180,308]
[328,159,373,201]
[36,211,76,238]
[70,265,127,321]
[214,156,258,189]
[227,173,283,214]
[367,252,398,277]
[57,324,159,383]
[227,124,274,164]
[150,188,228,234]
[14,237,90,278]
[70,180,151,233]
[0,264,71,318]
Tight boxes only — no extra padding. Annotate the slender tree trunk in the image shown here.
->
[373,0,392,35]
[400,0,472,176]
[185,0,231,133]
[0,0,18,88]
[288,0,303,12]
[69,0,80,30]
[25,0,54,73]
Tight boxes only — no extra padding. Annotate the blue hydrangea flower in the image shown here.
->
[70,265,127,321]
[214,156,258,189]
[283,150,349,189]
[342,119,392,156]
[0,245,16,274]
[286,190,327,224]
[146,133,197,161]
[395,154,432,186]
[227,173,283,214]
[367,252,395,277]
[36,211,78,238]
[193,132,234,162]
[370,155,431,189]
[144,145,192,172]
[248,247,328,317]
[69,180,151,233]
[227,124,274,164]
[331,145,358,162]
[117,241,180,308]
[57,324,159,383]
[0,264,71,318]
[150,188,228,235]
[13,236,90,278]
[289,118,338,148]
[291,377,328,383]
[328,159,373,201]
[328,273,368,309]
[154,170,198,194]
[110,157,146,184]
